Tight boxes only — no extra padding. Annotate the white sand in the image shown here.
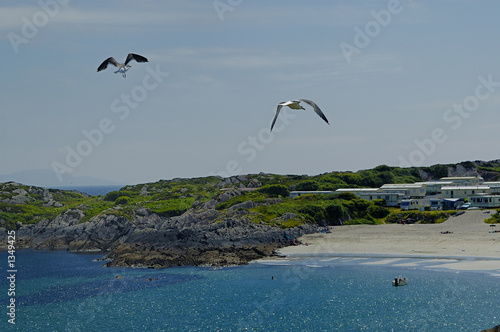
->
[275,210,500,271]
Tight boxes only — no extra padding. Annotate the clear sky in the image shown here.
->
[1,0,500,186]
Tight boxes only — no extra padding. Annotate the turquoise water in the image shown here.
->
[0,251,498,331]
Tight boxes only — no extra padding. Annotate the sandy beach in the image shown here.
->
[274,210,500,272]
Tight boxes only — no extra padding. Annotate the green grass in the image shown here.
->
[3,161,498,230]
[143,198,195,218]
[0,202,65,227]
[385,211,450,224]
[485,209,500,224]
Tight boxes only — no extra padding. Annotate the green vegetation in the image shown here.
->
[246,192,388,226]
[257,184,290,197]
[421,164,449,179]
[485,209,500,224]
[0,202,65,226]
[385,211,450,224]
[1,161,499,230]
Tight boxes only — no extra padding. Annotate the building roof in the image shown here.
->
[359,192,403,196]
[441,185,490,190]
[380,184,424,189]
[290,191,333,194]
[440,176,483,180]
[443,198,463,202]
[335,188,379,192]
[415,181,453,185]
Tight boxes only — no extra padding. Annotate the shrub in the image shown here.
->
[114,197,130,205]
[372,199,386,207]
[325,202,347,225]
[258,184,290,197]
[485,209,500,223]
[298,204,326,223]
[295,180,319,191]
[336,192,357,201]
[104,191,134,202]
[367,205,390,218]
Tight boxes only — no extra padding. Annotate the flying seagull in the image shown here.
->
[270,99,329,132]
[97,53,148,78]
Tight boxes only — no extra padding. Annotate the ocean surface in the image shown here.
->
[0,251,498,331]
[48,185,124,196]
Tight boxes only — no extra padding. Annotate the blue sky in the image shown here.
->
[1,0,500,186]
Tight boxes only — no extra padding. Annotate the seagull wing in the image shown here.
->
[125,53,149,66]
[97,57,119,72]
[298,99,330,125]
[270,103,285,132]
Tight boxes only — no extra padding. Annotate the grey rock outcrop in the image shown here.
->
[482,325,500,332]
[1,203,317,268]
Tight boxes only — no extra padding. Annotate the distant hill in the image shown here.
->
[417,160,500,182]
[0,159,498,190]
[0,169,121,187]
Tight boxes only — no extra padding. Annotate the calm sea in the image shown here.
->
[0,251,498,331]
[48,185,124,196]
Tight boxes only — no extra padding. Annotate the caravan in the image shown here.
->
[401,199,419,211]
[429,199,443,211]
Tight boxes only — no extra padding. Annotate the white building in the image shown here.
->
[469,194,500,208]
[441,185,491,199]
[335,188,379,197]
[359,192,403,207]
[440,176,483,186]
[379,183,426,198]
[483,182,500,194]
[415,181,453,195]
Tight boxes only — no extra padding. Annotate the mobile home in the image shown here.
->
[442,198,464,210]
[469,195,500,208]
[441,185,491,199]
[380,184,426,199]
[335,188,380,197]
[401,199,420,211]
[484,182,500,194]
[359,192,403,207]
[429,198,443,210]
[440,176,483,186]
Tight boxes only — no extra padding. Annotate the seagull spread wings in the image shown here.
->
[124,53,148,66]
[97,57,120,72]
[97,53,148,72]
[270,99,329,132]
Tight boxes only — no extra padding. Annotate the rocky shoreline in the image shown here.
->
[0,191,318,268]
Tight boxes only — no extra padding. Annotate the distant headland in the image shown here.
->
[0,159,499,268]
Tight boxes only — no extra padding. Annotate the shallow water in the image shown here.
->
[0,251,498,331]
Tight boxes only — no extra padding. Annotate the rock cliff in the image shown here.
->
[482,325,500,332]
[0,186,317,268]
